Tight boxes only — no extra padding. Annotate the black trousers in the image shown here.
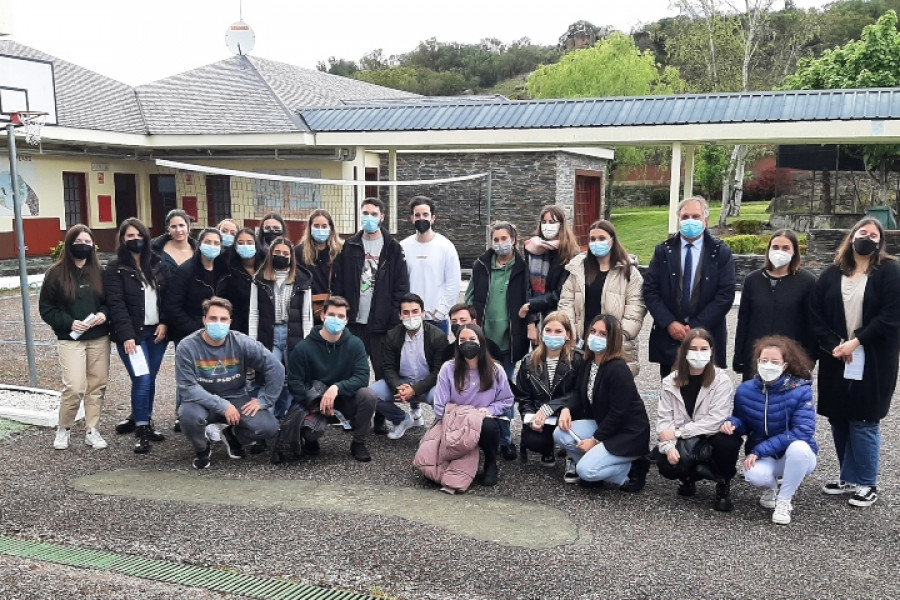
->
[478,417,500,464]
[657,432,743,482]
[521,424,555,457]
[348,322,386,381]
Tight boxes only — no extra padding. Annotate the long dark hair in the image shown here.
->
[763,229,802,275]
[48,224,103,303]
[673,328,716,388]
[259,237,297,284]
[584,314,625,364]
[230,227,263,269]
[532,205,578,265]
[584,220,632,284]
[834,217,894,276]
[453,323,498,394]
[117,218,156,288]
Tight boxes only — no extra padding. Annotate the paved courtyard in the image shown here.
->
[0,289,896,599]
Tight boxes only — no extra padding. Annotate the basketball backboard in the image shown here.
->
[0,54,58,125]
[0,0,12,37]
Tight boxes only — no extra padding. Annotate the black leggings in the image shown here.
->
[478,417,500,463]
[657,432,743,482]
[521,424,555,457]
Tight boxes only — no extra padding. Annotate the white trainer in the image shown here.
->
[84,428,108,449]
[53,427,70,450]
[410,407,424,427]
[772,498,792,525]
[759,487,778,509]
[205,423,222,442]
[387,414,415,440]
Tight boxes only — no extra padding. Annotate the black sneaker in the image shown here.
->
[221,426,246,459]
[500,443,518,461]
[373,421,390,435]
[303,439,321,457]
[192,443,212,469]
[677,480,697,497]
[481,461,498,486]
[713,481,734,512]
[173,419,181,433]
[146,421,165,442]
[133,425,151,454]
[620,456,650,493]
[115,416,136,435]
[540,454,557,468]
[350,441,371,462]
[248,440,268,455]
[848,485,878,507]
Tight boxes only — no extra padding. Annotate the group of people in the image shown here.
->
[38,193,899,524]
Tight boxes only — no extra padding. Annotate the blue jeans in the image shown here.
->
[744,440,817,501]
[830,418,881,486]
[116,326,167,425]
[497,351,517,446]
[271,324,293,419]
[554,419,637,485]
[369,379,435,425]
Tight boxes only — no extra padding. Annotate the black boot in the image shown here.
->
[146,420,166,442]
[133,425,151,454]
[373,414,389,436]
[677,479,697,497]
[481,460,499,486]
[714,480,734,512]
[620,456,651,493]
[116,415,136,435]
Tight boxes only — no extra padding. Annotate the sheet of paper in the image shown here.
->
[843,346,865,380]
[523,413,558,426]
[129,345,150,377]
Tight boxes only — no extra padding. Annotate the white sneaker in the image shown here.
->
[53,427,70,450]
[84,428,108,449]
[772,498,792,525]
[387,415,414,440]
[205,423,222,443]
[759,487,778,509]
[410,407,424,427]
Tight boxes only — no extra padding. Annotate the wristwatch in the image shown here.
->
[674,428,682,439]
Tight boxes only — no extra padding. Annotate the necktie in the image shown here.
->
[681,243,693,319]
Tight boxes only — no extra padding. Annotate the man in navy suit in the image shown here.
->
[643,196,736,378]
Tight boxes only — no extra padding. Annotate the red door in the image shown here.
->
[574,173,603,247]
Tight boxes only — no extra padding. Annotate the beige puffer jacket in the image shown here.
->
[558,252,647,375]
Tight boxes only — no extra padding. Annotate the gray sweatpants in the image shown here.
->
[178,394,279,453]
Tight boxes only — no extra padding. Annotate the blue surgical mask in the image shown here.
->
[236,244,257,260]
[543,334,566,351]
[587,334,607,353]
[311,227,330,243]
[205,322,229,341]
[220,233,234,247]
[323,316,346,335]
[680,219,704,240]
[200,243,221,260]
[493,242,513,256]
[361,215,381,234]
[589,240,610,257]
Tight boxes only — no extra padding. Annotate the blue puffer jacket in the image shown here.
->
[728,374,818,459]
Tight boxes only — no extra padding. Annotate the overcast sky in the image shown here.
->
[7,0,832,86]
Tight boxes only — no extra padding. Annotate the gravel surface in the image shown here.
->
[0,292,897,600]
[0,387,61,413]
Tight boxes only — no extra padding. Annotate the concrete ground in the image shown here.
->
[0,290,896,600]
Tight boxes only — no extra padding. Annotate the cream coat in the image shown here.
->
[656,368,734,455]
[558,252,646,375]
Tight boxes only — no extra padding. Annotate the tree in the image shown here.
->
[785,10,900,206]
[353,67,468,96]
[317,57,358,77]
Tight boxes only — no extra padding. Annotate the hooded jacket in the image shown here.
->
[286,325,370,406]
[467,247,529,363]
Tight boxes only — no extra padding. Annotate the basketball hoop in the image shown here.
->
[9,111,48,145]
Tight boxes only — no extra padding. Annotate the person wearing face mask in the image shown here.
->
[103,218,169,452]
[558,219,646,375]
[733,229,816,381]
[554,314,650,491]
[256,213,288,253]
[515,312,582,466]
[655,329,741,511]
[720,336,817,524]
[295,209,343,321]
[644,196,735,378]
[400,196,460,335]
[519,206,579,345]
[249,238,313,420]
[809,217,900,509]
[216,228,264,336]
[287,296,378,462]
[217,219,238,252]
[465,220,529,461]
[40,225,110,451]
[176,297,283,469]
[442,303,503,363]
[368,293,449,440]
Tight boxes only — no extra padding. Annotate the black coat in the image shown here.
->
[567,357,650,458]
[252,266,312,355]
[163,252,230,343]
[216,252,264,335]
[524,248,570,324]
[515,351,582,418]
[102,249,169,344]
[381,321,450,396]
[733,268,817,374]
[809,262,900,421]
[150,233,196,274]
[469,248,529,363]
[643,230,735,368]
[295,245,334,296]
[331,228,409,334]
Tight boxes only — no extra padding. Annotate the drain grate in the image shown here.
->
[0,536,379,600]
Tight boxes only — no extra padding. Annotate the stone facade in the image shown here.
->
[380,151,607,266]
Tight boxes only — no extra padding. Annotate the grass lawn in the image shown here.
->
[610,201,771,264]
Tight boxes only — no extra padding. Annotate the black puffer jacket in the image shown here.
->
[216,251,264,335]
[150,233,196,274]
[102,249,169,344]
[252,266,313,354]
[163,252,230,343]
[515,351,582,418]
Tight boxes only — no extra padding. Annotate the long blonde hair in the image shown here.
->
[531,311,576,374]
[300,209,342,266]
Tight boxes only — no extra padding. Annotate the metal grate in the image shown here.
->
[0,536,378,600]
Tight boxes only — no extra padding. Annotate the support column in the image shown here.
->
[668,142,683,235]
[682,145,695,201]
[388,148,398,234]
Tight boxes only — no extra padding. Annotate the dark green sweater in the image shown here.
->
[287,325,370,406]
[39,265,109,341]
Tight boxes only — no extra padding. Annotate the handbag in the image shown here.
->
[675,435,714,474]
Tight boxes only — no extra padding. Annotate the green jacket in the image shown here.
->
[287,325,370,406]
[39,265,109,341]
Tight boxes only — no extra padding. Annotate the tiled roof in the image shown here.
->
[0,40,146,134]
[298,88,900,132]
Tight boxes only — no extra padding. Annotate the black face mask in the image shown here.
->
[70,243,94,260]
[263,230,283,245]
[414,219,432,234]
[459,341,481,360]
[853,237,878,256]
[451,323,463,338]
[124,239,144,254]
[271,255,290,270]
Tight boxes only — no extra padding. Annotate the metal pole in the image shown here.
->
[6,124,38,386]
[485,171,492,248]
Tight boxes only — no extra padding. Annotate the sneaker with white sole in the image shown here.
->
[387,414,415,440]
[822,479,858,495]
[410,407,424,427]
[563,457,579,484]
[772,498,792,524]
[759,487,778,509]
[848,485,878,507]
[53,427,70,450]
[84,428,108,449]
[205,423,222,443]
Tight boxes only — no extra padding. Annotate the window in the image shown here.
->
[62,172,87,228]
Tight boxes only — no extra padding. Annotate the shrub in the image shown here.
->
[49,241,65,261]
[648,187,669,206]
[722,235,767,254]
[732,219,763,235]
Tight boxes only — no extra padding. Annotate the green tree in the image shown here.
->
[695,144,730,198]
[785,10,900,205]
[353,66,468,96]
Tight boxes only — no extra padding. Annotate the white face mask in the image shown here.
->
[686,350,711,370]
[768,250,792,269]
[757,362,785,383]
[541,223,560,239]
[402,316,422,331]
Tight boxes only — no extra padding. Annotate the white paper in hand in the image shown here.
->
[843,346,865,381]
[129,346,150,377]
